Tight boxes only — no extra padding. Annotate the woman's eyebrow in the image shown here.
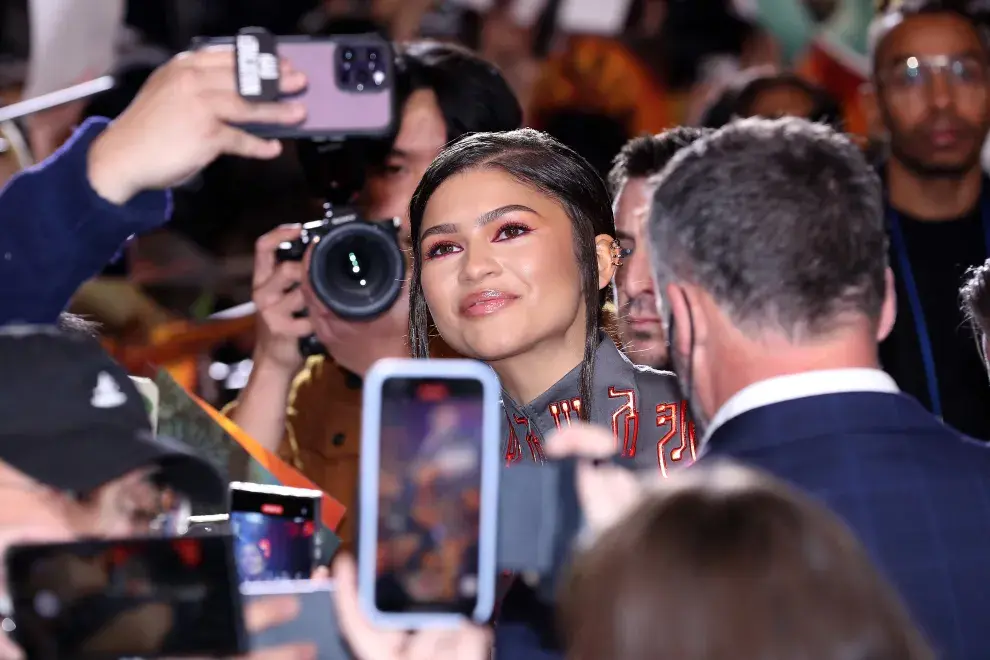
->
[419,204,538,242]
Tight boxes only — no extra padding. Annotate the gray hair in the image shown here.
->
[647,117,887,342]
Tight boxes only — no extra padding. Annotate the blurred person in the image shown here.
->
[960,257,990,373]
[407,129,692,659]
[556,455,934,659]
[649,116,990,658]
[230,41,523,550]
[731,71,843,128]
[864,1,990,439]
[0,326,315,660]
[0,47,308,325]
[607,127,712,369]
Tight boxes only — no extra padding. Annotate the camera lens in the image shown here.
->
[342,48,355,61]
[368,49,380,62]
[308,222,405,320]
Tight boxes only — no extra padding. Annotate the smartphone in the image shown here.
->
[192,33,396,140]
[358,359,501,628]
[241,580,348,657]
[5,535,245,660]
[229,482,322,582]
[186,513,231,537]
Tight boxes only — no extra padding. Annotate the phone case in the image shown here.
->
[192,34,397,140]
[358,359,501,629]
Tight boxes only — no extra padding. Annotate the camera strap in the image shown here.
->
[235,27,280,102]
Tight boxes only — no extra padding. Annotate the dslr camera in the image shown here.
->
[275,202,405,354]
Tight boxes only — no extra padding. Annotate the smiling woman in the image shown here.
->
[407,129,694,657]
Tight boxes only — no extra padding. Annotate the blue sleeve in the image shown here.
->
[0,117,173,324]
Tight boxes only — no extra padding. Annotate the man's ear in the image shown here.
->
[594,234,619,290]
[878,267,897,341]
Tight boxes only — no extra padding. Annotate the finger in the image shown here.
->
[212,125,284,160]
[207,93,307,127]
[575,461,644,533]
[238,643,316,660]
[406,625,492,660]
[311,565,331,581]
[546,423,616,459]
[244,595,301,632]
[253,226,305,287]
[254,262,305,306]
[257,280,306,313]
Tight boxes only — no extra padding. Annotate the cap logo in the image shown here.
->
[91,371,127,409]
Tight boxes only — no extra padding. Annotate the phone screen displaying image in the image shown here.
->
[375,376,484,615]
[230,488,317,582]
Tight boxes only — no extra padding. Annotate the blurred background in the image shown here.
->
[0,0,879,407]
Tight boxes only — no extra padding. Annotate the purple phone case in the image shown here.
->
[195,34,396,140]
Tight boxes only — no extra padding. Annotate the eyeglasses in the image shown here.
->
[878,54,989,93]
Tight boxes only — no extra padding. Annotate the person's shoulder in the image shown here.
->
[629,363,684,403]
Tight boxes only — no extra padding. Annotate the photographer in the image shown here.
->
[0,327,315,660]
[228,41,522,549]
[0,48,307,324]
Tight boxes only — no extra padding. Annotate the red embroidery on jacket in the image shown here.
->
[656,400,697,477]
[504,411,546,465]
[548,398,582,429]
[607,387,639,457]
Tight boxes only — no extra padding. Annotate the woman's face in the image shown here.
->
[418,168,587,363]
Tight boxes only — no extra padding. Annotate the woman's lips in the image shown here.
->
[459,290,518,317]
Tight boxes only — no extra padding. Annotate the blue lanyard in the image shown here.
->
[886,198,990,419]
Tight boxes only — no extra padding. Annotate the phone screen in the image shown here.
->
[230,488,317,582]
[375,376,484,615]
[6,536,243,660]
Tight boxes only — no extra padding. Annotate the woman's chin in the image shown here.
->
[455,332,530,364]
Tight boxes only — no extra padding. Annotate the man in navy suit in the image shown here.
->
[647,116,990,659]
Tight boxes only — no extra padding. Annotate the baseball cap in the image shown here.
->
[0,325,224,503]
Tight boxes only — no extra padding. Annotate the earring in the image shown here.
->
[611,239,624,267]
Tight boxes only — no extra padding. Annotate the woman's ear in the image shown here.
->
[594,234,620,290]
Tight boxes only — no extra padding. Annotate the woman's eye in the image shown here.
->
[495,224,530,241]
[426,242,460,259]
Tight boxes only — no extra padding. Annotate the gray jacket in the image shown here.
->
[500,336,696,474]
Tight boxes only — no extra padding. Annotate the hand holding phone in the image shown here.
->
[333,554,493,660]
[358,359,501,629]
[87,49,306,205]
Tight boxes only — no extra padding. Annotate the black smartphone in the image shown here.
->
[229,482,321,582]
[192,33,396,140]
[5,535,245,660]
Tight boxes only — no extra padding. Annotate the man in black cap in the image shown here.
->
[0,326,316,659]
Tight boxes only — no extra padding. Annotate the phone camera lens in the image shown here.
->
[342,48,355,61]
[369,49,380,62]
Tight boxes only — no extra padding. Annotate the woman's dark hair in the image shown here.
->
[733,72,844,131]
[559,461,934,660]
[408,129,615,419]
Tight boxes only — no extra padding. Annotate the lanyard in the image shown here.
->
[886,198,990,419]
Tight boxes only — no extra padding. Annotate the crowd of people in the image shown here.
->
[4,0,990,658]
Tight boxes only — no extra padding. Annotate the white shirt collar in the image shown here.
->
[700,368,899,450]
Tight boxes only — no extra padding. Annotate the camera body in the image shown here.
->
[275,204,405,356]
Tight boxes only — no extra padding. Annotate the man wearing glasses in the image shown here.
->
[865,0,990,440]
[0,327,316,659]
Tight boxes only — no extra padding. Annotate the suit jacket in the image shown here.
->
[702,389,990,660]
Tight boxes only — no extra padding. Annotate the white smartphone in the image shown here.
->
[358,359,501,629]
[229,482,323,582]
